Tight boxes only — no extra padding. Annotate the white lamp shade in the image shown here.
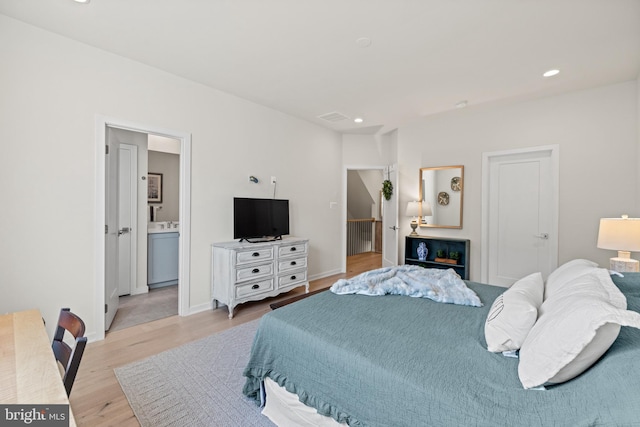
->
[597,217,640,252]
[422,202,433,216]
[406,201,420,217]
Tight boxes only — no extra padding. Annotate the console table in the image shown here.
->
[405,235,470,280]
[211,237,309,318]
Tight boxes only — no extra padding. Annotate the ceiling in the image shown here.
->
[1,0,639,135]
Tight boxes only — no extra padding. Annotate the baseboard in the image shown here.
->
[308,268,342,282]
[185,301,214,316]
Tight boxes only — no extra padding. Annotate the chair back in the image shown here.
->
[51,308,87,396]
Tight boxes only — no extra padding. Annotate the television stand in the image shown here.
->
[211,237,309,318]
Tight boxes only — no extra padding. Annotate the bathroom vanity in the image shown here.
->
[147,222,179,288]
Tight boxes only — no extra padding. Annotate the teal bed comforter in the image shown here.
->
[243,275,640,426]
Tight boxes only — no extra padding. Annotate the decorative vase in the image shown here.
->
[417,242,428,261]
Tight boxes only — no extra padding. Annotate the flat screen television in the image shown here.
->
[233,197,290,242]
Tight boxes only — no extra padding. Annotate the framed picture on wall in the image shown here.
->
[148,173,163,203]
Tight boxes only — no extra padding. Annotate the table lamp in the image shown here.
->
[422,202,433,223]
[597,215,640,272]
[406,201,421,236]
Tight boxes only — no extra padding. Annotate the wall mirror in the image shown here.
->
[419,165,464,229]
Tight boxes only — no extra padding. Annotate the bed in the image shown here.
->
[243,267,640,426]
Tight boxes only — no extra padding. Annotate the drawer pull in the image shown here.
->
[291,261,297,266]
[252,252,260,257]
[252,268,260,273]
[291,275,296,280]
[252,284,260,290]
[290,247,297,251]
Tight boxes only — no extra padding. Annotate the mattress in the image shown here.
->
[243,274,640,426]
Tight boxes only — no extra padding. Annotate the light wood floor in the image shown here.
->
[71,252,381,426]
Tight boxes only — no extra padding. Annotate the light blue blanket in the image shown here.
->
[244,276,640,426]
[330,264,482,307]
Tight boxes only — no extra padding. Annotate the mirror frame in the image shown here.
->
[419,165,464,229]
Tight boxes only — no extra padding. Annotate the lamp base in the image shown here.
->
[610,257,640,272]
[409,220,418,236]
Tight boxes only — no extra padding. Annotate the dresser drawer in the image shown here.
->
[236,262,273,282]
[278,270,307,288]
[212,238,309,319]
[278,242,307,258]
[236,247,274,265]
[235,278,274,299]
[278,256,307,273]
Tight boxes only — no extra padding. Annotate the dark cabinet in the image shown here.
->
[405,236,470,280]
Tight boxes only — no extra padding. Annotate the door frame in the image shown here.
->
[95,115,192,341]
[342,165,396,272]
[480,144,559,283]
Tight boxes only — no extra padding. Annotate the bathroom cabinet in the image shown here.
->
[148,232,179,287]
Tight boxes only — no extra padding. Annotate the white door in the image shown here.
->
[105,128,120,329]
[382,164,399,267]
[482,146,558,286]
[118,144,138,296]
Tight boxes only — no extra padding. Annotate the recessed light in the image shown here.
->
[355,37,372,48]
[455,100,468,109]
[354,117,364,123]
[543,69,560,77]
[74,0,90,3]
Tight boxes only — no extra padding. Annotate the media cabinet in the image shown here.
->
[405,235,470,280]
[211,237,309,318]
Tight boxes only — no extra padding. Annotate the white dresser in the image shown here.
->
[211,237,309,318]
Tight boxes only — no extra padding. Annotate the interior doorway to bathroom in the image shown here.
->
[108,134,181,332]
[98,116,191,339]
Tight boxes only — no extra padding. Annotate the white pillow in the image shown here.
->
[544,259,598,300]
[518,269,640,389]
[544,270,627,310]
[485,272,544,353]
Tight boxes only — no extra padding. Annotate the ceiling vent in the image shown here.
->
[317,111,350,123]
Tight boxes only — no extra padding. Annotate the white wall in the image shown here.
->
[148,150,180,222]
[359,170,384,219]
[342,134,396,167]
[0,15,343,339]
[637,74,640,213]
[398,81,639,281]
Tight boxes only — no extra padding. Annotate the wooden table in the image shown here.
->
[0,309,76,426]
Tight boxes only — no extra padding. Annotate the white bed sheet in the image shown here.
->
[262,377,346,427]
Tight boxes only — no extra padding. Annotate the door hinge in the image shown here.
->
[105,303,108,314]
[105,224,108,234]
[105,145,109,155]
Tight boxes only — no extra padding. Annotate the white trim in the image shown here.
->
[186,302,212,316]
[94,115,192,341]
[481,144,559,283]
[308,269,342,282]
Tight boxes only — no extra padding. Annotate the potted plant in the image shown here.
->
[449,251,460,263]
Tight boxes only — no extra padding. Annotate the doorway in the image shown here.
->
[109,135,181,332]
[95,116,192,341]
[481,145,559,285]
[343,165,398,273]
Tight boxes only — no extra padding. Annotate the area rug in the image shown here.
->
[114,319,274,427]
